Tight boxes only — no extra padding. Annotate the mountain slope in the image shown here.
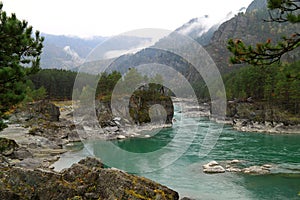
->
[203,0,300,73]
[176,7,246,46]
[79,0,299,80]
[40,0,299,78]
[246,0,268,13]
[40,34,106,69]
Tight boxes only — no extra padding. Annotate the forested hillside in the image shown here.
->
[29,69,95,100]
[224,61,300,114]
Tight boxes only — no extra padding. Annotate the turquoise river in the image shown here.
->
[54,106,300,200]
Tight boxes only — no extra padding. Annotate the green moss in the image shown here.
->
[98,94,112,103]
[154,189,166,198]
[67,196,83,200]
[87,185,96,192]
[125,189,152,200]
[28,126,39,135]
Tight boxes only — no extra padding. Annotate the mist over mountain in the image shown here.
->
[40,5,248,70]
[176,15,213,39]
[176,7,246,45]
[39,0,299,77]
[40,34,106,69]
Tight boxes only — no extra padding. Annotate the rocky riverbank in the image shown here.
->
[0,157,179,200]
[0,101,191,199]
[174,98,300,134]
[0,99,176,167]
[232,119,300,134]
[227,101,300,134]
[1,98,298,147]
[1,98,299,199]
[0,101,78,169]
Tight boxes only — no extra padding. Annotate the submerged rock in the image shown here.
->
[203,165,226,173]
[226,167,242,172]
[203,161,219,168]
[116,135,126,140]
[262,164,272,169]
[202,160,274,175]
[203,161,225,173]
[242,165,271,175]
[0,157,179,200]
[229,159,240,164]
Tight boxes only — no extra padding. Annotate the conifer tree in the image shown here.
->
[0,2,44,130]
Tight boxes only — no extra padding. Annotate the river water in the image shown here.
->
[54,106,300,200]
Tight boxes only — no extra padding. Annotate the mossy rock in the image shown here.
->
[129,91,174,125]
[0,138,18,156]
[0,157,179,200]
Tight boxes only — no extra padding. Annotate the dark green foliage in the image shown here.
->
[96,71,122,99]
[129,84,173,124]
[225,0,300,119]
[0,3,43,130]
[224,61,300,114]
[19,80,47,104]
[267,0,300,23]
[29,69,94,100]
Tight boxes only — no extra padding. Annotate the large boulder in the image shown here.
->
[96,88,174,127]
[0,157,179,200]
[27,100,60,122]
[12,100,60,123]
[128,94,174,125]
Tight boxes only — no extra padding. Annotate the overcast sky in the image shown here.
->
[1,0,253,37]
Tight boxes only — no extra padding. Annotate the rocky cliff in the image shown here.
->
[96,87,174,127]
[204,0,300,73]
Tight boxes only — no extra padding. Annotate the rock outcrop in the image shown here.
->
[202,160,273,175]
[77,94,175,140]
[0,157,179,200]
[1,102,76,168]
[96,94,174,127]
[12,100,60,123]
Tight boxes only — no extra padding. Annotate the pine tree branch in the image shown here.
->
[228,33,300,65]
[228,0,300,66]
